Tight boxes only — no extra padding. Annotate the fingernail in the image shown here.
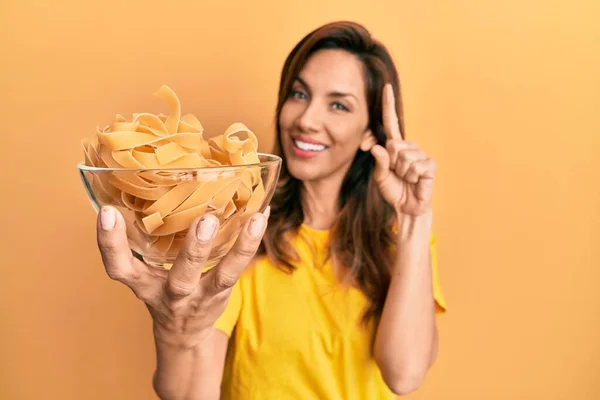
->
[249,215,266,238]
[100,207,116,231]
[197,216,217,241]
[263,206,271,218]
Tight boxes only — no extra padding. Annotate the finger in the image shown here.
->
[386,140,418,168]
[370,144,391,184]
[167,215,219,298]
[382,83,402,141]
[393,149,429,180]
[97,206,147,286]
[202,207,270,296]
[404,158,436,184]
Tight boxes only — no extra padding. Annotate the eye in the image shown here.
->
[332,102,349,112]
[290,89,308,100]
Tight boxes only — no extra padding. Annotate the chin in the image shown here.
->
[285,157,321,182]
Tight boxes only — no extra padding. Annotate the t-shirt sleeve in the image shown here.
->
[430,233,448,314]
[213,280,242,336]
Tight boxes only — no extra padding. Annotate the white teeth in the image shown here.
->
[294,140,326,152]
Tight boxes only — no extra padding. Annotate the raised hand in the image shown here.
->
[371,84,436,217]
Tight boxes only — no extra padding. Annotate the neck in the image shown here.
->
[301,175,343,231]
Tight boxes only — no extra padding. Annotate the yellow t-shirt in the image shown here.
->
[214,224,447,399]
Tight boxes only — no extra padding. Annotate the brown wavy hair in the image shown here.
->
[258,21,406,323]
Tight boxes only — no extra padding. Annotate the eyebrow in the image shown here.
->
[295,77,358,101]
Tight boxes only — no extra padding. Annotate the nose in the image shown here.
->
[296,101,321,133]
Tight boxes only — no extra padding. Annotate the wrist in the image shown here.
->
[395,211,433,242]
[391,212,433,277]
[153,321,213,350]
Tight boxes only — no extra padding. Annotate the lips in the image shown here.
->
[289,135,329,159]
[293,139,327,152]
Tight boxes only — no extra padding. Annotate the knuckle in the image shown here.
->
[213,270,238,292]
[191,236,213,251]
[106,269,125,282]
[212,288,231,304]
[181,249,208,266]
[397,150,409,161]
[397,161,407,171]
[199,291,231,320]
[181,236,213,262]
[130,286,152,303]
[236,243,259,259]
[105,266,134,283]
[167,279,196,297]
[165,299,187,316]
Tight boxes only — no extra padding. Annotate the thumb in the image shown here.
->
[370,144,390,184]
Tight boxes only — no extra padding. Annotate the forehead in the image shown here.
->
[298,49,366,95]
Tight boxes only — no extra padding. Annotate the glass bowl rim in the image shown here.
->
[77,152,282,173]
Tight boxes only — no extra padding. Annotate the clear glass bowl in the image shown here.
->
[78,154,281,270]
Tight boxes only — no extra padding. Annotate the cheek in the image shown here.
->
[278,102,297,132]
[328,120,366,149]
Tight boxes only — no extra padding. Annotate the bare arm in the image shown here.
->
[369,83,443,396]
[96,206,269,400]
[183,329,230,399]
[153,327,229,400]
[373,212,438,396]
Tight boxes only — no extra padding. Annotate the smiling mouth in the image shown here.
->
[292,139,328,152]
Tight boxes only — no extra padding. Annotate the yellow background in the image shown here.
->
[1,0,598,399]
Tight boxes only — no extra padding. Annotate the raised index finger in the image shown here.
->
[382,83,403,141]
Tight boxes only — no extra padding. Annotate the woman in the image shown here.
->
[96,21,447,399]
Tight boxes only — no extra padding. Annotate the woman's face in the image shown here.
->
[279,49,374,184]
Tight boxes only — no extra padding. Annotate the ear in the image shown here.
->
[359,129,377,152]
